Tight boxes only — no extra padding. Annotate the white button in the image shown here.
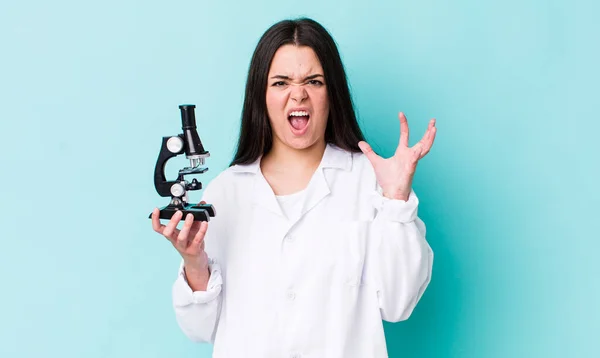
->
[285,234,294,242]
[286,290,296,300]
[291,354,301,358]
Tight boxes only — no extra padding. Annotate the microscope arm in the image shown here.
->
[153,135,184,198]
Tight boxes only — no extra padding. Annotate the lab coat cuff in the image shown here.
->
[173,259,223,306]
[370,188,419,223]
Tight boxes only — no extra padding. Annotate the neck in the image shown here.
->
[262,140,327,174]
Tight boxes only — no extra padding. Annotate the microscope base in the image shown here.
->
[149,203,216,222]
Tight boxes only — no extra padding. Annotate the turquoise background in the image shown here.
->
[1,0,598,357]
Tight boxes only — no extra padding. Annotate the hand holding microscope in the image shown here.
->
[149,104,216,222]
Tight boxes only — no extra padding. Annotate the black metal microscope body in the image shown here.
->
[149,104,216,222]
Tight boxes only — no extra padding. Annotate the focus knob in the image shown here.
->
[170,183,185,197]
[166,136,184,154]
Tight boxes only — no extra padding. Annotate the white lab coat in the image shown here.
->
[172,143,433,358]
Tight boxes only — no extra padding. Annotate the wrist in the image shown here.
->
[183,264,210,291]
[382,187,410,201]
[184,261,209,278]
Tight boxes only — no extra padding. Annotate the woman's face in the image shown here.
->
[265,44,330,151]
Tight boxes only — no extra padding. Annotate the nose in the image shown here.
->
[290,85,308,102]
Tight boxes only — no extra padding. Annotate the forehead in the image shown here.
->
[268,44,323,77]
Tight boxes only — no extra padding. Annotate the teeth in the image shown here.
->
[289,111,309,117]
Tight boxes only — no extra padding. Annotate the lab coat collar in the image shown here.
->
[229,143,353,174]
[230,143,353,219]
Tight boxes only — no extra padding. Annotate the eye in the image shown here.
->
[272,81,286,87]
[308,79,324,86]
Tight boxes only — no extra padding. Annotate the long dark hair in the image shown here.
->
[230,18,365,166]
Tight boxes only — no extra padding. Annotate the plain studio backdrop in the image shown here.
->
[0,0,598,357]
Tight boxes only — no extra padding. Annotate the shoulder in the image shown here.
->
[351,151,377,187]
[325,144,377,187]
[350,150,370,171]
[201,161,257,198]
[329,144,375,178]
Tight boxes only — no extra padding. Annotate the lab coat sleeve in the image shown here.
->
[171,178,225,343]
[367,188,433,322]
[172,258,223,342]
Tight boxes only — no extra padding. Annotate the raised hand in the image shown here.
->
[358,112,437,201]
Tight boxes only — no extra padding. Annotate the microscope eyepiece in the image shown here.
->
[179,104,197,129]
[178,104,209,160]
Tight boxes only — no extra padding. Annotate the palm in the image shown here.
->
[151,201,210,268]
[359,112,436,200]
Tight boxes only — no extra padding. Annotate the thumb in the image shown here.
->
[358,141,379,165]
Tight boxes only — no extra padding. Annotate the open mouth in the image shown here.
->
[288,110,310,134]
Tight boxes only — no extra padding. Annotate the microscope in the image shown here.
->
[149,104,216,222]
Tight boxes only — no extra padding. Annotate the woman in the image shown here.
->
[152,17,437,358]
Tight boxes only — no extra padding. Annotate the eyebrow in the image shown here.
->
[270,74,324,81]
